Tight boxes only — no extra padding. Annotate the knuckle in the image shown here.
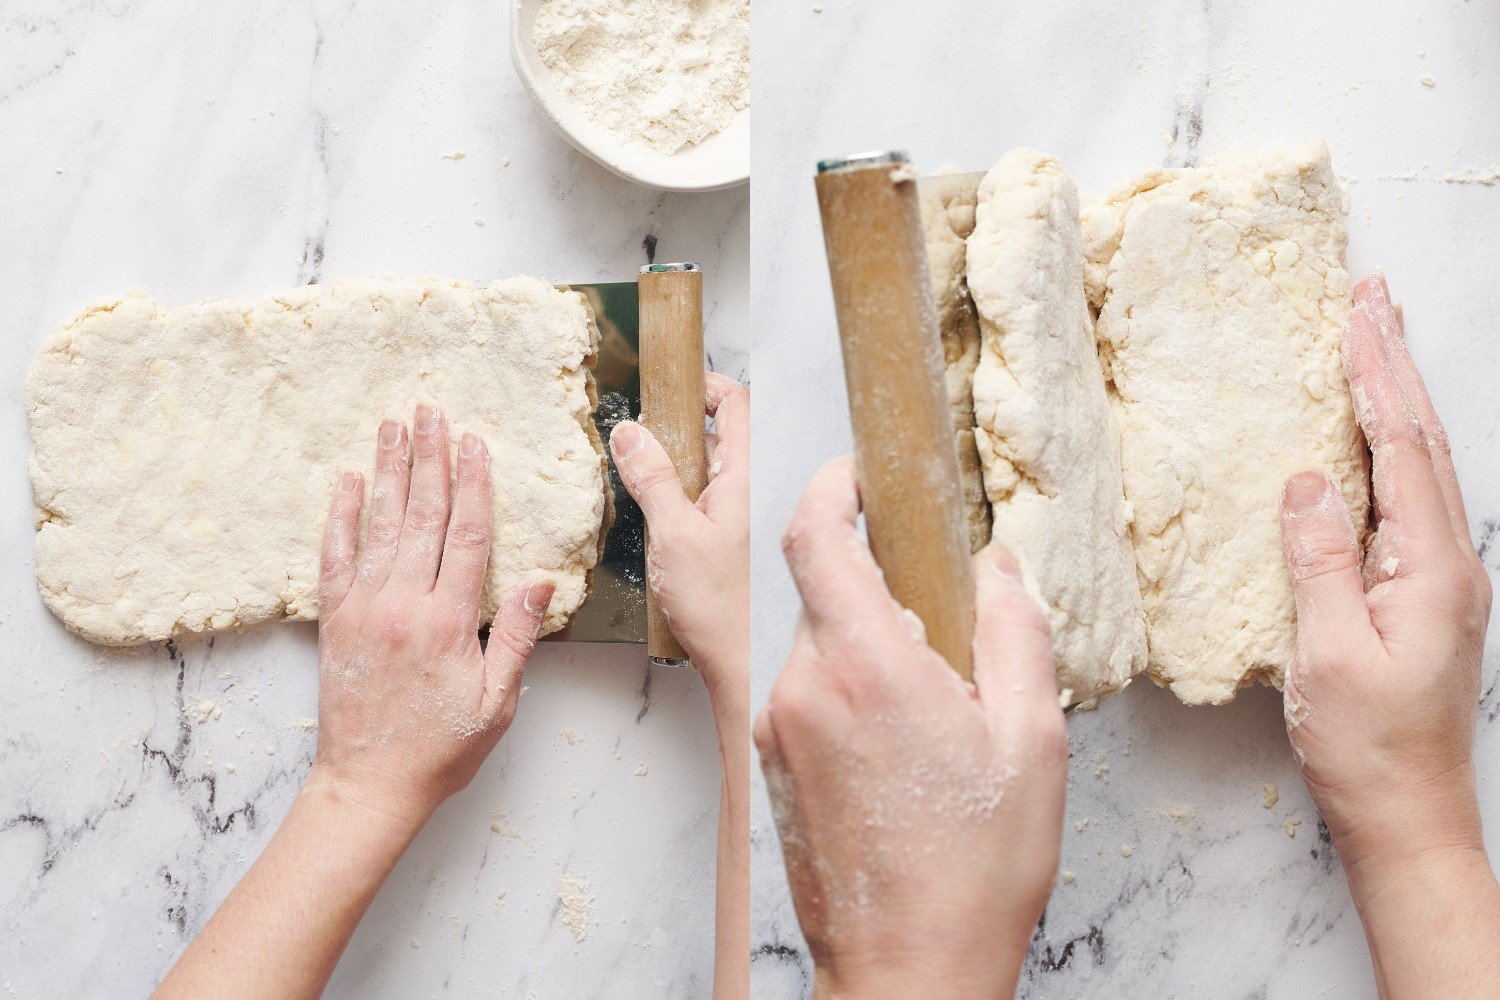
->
[629,462,681,499]
[375,605,414,644]
[1286,538,1360,583]
[446,520,491,550]
[403,505,448,533]
[366,515,401,546]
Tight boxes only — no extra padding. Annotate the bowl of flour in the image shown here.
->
[512,0,749,192]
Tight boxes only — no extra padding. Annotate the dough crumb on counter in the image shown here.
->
[1419,75,1437,87]
[1285,816,1304,837]
[1263,783,1280,809]
[442,150,466,160]
[632,763,650,777]
[1059,871,1076,885]
[1120,844,1134,858]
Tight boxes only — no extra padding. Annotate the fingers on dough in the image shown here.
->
[359,420,413,591]
[319,472,365,617]
[437,433,494,615]
[392,404,453,589]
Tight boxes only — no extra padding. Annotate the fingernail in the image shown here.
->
[415,404,442,434]
[1283,471,1330,515]
[611,421,642,458]
[988,543,1023,581]
[523,580,554,614]
[379,420,405,448]
[338,471,361,494]
[460,433,485,459]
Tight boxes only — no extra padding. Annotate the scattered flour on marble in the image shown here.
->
[533,0,749,155]
[558,873,596,942]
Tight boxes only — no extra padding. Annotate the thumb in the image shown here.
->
[483,578,555,717]
[970,541,1059,718]
[1279,472,1373,665]
[610,420,699,527]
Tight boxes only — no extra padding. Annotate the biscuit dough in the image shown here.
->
[919,172,991,553]
[966,149,1148,702]
[27,276,607,645]
[1084,142,1370,704]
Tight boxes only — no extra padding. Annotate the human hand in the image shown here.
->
[608,372,749,713]
[311,405,555,834]
[1278,273,1493,871]
[755,457,1067,1000]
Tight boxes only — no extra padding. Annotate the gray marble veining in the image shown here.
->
[0,2,747,997]
[750,0,1500,997]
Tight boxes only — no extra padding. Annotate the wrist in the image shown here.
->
[1320,773,1484,877]
[812,959,1018,1000]
[303,764,434,849]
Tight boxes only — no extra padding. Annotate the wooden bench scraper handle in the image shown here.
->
[638,263,708,666]
[814,152,976,680]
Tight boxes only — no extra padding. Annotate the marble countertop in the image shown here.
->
[0,3,746,998]
[750,0,1499,997]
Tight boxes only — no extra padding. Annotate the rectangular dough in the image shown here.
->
[966,148,1148,703]
[26,276,608,646]
[1084,142,1370,704]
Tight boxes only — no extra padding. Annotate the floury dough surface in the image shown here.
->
[965,149,1148,703]
[26,277,608,646]
[533,0,749,155]
[1084,142,1370,705]
[919,171,991,553]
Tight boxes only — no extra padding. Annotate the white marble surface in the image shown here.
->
[0,2,747,997]
[751,0,1500,996]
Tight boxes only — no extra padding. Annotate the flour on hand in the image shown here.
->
[533,0,749,155]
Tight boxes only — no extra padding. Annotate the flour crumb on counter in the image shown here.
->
[442,150,466,160]
[473,218,485,228]
[1262,783,1279,809]
[265,746,277,756]
[1419,75,1437,87]
[558,873,596,942]
[1120,844,1134,858]
[1163,804,1197,822]
[560,726,579,746]
[632,763,650,777]
[1059,871,1076,885]
[294,717,317,732]
[187,700,218,724]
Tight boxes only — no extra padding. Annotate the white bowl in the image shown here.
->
[510,0,750,193]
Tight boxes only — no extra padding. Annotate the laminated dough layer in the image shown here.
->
[919,172,991,553]
[966,148,1148,703]
[26,276,608,646]
[1084,142,1370,705]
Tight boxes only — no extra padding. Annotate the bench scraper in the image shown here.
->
[814,151,977,680]
[553,263,708,665]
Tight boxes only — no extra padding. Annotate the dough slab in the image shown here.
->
[26,276,608,646]
[966,148,1148,704]
[1085,141,1370,705]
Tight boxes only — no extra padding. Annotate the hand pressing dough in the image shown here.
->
[26,276,608,646]
[966,148,1148,703]
[1084,141,1370,704]
[919,172,991,553]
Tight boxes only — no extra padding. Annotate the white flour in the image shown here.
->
[533,0,749,155]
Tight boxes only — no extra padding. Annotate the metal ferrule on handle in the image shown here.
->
[637,263,708,667]
[814,151,977,680]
